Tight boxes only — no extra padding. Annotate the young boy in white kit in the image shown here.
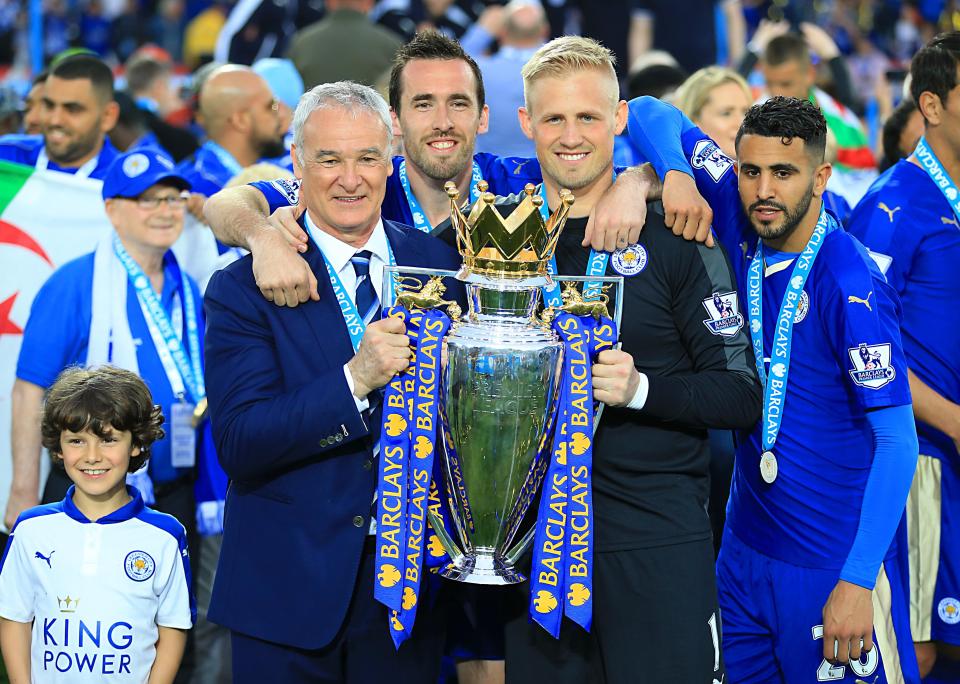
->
[0,366,194,683]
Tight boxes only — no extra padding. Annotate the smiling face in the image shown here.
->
[393,58,488,182]
[519,67,625,205]
[292,105,392,245]
[42,75,117,166]
[58,424,138,509]
[105,182,187,257]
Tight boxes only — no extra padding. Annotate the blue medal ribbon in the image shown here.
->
[113,236,205,403]
[746,206,834,457]
[391,309,450,647]
[915,136,960,221]
[529,312,616,636]
[303,217,396,352]
[538,183,610,307]
[398,160,483,233]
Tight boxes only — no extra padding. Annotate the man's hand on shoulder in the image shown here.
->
[346,317,412,399]
[663,170,714,247]
[583,168,650,252]
[249,204,319,308]
[4,489,36,531]
[592,349,641,407]
[821,579,874,665]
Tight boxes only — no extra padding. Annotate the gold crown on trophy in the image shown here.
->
[446,180,575,277]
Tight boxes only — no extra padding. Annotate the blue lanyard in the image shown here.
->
[915,136,960,221]
[398,160,483,233]
[303,216,396,353]
[113,235,205,402]
[746,206,833,452]
[202,141,243,178]
[539,183,609,307]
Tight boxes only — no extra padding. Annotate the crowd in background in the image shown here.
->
[0,0,954,163]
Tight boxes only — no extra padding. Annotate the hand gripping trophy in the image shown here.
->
[373,180,623,645]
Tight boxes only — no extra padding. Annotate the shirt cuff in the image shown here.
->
[343,364,369,413]
[627,372,649,410]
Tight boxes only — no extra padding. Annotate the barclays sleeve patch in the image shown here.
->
[702,291,744,337]
[269,178,301,206]
[848,342,896,389]
[691,139,733,183]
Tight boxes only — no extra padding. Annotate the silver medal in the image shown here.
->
[760,450,778,484]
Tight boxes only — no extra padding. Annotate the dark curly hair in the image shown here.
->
[910,32,960,119]
[735,96,827,163]
[880,98,919,172]
[41,366,165,474]
[388,31,485,114]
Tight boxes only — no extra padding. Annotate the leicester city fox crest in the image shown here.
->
[702,291,744,337]
[848,342,896,389]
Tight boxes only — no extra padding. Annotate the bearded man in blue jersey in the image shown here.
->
[848,32,960,678]
[621,95,922,682]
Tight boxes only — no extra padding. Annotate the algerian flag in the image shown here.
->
[0,160,111,521]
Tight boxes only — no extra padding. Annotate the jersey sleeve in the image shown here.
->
[155,525,194,628]
[249,178,300,214]
[846,194,915,296]
[0,526,37,622]
[641,231,762,429]
[821,241,912,410]
[16,265,89,388]
[626,97,745,252]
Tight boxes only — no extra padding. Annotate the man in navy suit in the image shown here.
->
[203,81,460,683]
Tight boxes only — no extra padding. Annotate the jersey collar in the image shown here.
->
[62,485,146,524]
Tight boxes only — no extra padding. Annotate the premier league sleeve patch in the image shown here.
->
[269,178,301,206]
[611,244,647,276]
[691,139,734,183]
[702,291,744,337]
[124,550,156,582]
[848,342,896,389]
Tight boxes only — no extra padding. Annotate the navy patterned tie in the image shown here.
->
[351,250,378,322]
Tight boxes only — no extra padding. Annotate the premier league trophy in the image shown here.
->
[374,181,622,645]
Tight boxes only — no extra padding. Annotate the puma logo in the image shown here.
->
[942,215,960,229]
[848,292,873,311]
[877,202,901,222]
[34,550,54,568]
[512,160,530,175]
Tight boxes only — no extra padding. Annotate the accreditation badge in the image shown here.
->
[170,401,197,468]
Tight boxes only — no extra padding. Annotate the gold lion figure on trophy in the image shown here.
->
[556,282,611,322]
[394,275,462,320]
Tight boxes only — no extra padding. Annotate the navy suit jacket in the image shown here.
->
[203,219,460,649]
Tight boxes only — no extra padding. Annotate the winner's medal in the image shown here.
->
[760,450,778,484]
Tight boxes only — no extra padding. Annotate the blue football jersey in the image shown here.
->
[252,152,544,227]
[0,135,118,180]
[725,231,912,569]
[848,160,960,466]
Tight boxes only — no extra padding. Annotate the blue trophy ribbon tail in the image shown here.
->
[529,312,618,637]
[381,308,451,649]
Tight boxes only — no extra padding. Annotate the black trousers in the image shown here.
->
[503,538,725,684]
[231,537,448,684]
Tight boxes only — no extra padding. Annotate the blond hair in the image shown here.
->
[225,162,292,188]
[674,67,752,123]
[521,36,618,110]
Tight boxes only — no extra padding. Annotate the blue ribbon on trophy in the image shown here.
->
[529,312,617,636]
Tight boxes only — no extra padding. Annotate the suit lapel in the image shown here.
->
[299,241,357,361]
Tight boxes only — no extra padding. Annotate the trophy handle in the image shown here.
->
[504,525,537,568]
[427,510,465,564]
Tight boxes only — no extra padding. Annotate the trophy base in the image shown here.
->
[439,550,526,585]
